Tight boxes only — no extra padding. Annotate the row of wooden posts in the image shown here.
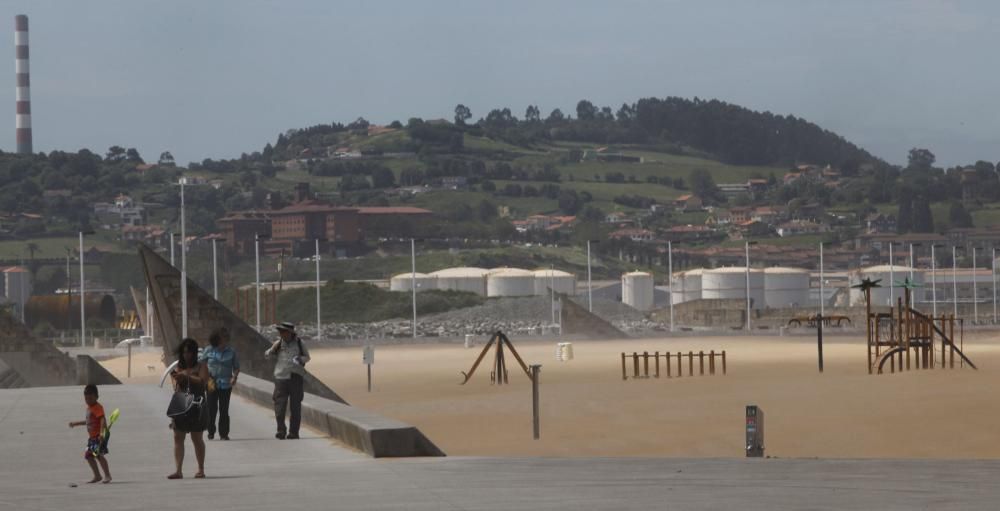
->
[233,286,279,326]
[621,350,727,380]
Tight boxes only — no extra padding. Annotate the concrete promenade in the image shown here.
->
[1,384,997,510]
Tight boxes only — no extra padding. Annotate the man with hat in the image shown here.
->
[264,322,310,439]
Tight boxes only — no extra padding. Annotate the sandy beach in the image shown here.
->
[102,332,1000,458]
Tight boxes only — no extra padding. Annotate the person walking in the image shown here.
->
[264,322,310,440]
[200,328,240,440]
[168,338,209,479]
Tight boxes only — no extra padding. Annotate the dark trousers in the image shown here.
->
[273,374,304,435]
[206,387,232,437]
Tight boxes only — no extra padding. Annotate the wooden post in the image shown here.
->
[654,351,660,378]
[688,351,694,376]
[666,352,672,378]
[722,351,727,375]
[633,352,639,379]
[621,352,627,380]
[677,352,682,377]
[709,350,715,375]
[643,351,649,378]
[698,350,705,375]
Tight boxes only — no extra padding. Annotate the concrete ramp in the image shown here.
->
[137,245,347,404]
[0,308,80,388]
[75,354,122,385]
[560,296,629,339]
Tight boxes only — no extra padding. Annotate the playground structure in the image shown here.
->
[787,315,851,328]
[621,350,726,380]
[858,277,977,374]
[233,285,279,326]
[461,331,534,385]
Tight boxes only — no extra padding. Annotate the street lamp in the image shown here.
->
[179,179,188,338]
[667,240,674,332]
[587,240,600,312]
[993,247,998,324]
[952,246,960,319]
[211,237,227,300]
[78,230,94,347]
[254,233,270,332]
[931,244,943,317]
[819,241,831,318]
[972,246,979,323]
[888,242,896,306]
[745,240,757,332]
[169,232,175,266]
[315,238,324,343]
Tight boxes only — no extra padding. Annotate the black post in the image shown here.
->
[817,313,824,373]
[530,364,541,439]
[367,364,372,392]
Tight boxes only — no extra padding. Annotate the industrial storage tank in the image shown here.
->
[25,294,116,329]
[622,271,654,311]
[430,267,489,295]
[849,265,922,307]
[763,267,811,308]
[533,269,576,296]
[670,268,705,305]
[487,268,536,297]
[703,267,765,308]
[389,272,436,293]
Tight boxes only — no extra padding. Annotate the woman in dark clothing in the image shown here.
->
[168,337,209,479]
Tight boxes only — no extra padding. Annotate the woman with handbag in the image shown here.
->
[167,337,209,479]
[200,328,240,440]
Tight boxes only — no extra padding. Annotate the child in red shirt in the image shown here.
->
[68,384,112,484]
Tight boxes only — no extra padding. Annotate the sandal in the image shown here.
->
[194,472,205,479]
[167,473,183,480]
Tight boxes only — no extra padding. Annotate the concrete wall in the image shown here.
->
[233,374,444,458]
[560,296,629,339]
[75,354,122,386]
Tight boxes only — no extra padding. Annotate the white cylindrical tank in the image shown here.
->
[703,267,765,308]
[622,271,654,311]
[389,272,436,293]
[682,268,704,303]
[487,268,536,297]
[533,269,576,296]
[430,267,489,295]
[849,265,923,307]
[763,267,811,308]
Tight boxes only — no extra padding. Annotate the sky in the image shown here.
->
[0,0,997,167]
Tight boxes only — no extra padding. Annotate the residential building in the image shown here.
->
[609,228,655,242]
[865,213,897,234]
[673,194,704,212]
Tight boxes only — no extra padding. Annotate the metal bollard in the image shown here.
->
[530,364,541,440]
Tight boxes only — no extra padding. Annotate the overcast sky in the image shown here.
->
[1,0,997,167]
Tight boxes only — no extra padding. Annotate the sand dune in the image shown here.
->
[102,333,1000,458]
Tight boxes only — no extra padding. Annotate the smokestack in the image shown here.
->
[14,15,31,155]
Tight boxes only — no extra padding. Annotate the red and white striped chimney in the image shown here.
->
[14,14,31,155]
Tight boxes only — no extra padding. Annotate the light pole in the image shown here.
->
[888,242,895,306]
[745,240,757,332]
[668,240,674,332]
[254,233,270,332]
[993,247,998,324]
[411,238,417,338]
[315,238,322,344]
[78,231,92,347]
[952,246,959,319]
[909,243,915,282]
[169,232,175,266]
[972,247,979,323]
[587,240,599,312]
[931,244,941,317]
[179,179,188,338]
[819,242,825,318]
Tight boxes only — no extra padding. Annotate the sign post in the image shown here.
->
[363,345,374,392]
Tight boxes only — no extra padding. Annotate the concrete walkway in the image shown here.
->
[1,384,997,510]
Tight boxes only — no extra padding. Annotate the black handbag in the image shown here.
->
[166,380,203,418]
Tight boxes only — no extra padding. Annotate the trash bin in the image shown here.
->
[464,334,474,348]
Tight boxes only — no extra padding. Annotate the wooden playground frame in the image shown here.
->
[620,350,727,380]
[865,286,977,374]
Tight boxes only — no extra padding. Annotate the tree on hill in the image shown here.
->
[524,105,540,123]
[896,187,913,233]
[158,151,176,167]
[912,197,934,232]
[689,168,721,203]
[454,104,471,125]
[907,148,935,172]
[949,201,973,228]
[576,100,597,121]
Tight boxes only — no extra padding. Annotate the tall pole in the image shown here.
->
[993,247,997,324]
[587,241,593,312]
[973,248,978,323]
[255,236,261,332]
[411,238,417,339]
[819,242,824,318]
[668,241,674,332]
[909,244,915,282]
[14,15,32,154]
[145,285,152,343]
[212,238,219,300]
[745,241,751,332]
[315,239,321,344]
[889,243,894,306]
[549,265,555,329]
[79,232,85,347]
[169,233,175,266]
[180,180,188,338]
[931,245,938,318]
[952,246,958,319]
